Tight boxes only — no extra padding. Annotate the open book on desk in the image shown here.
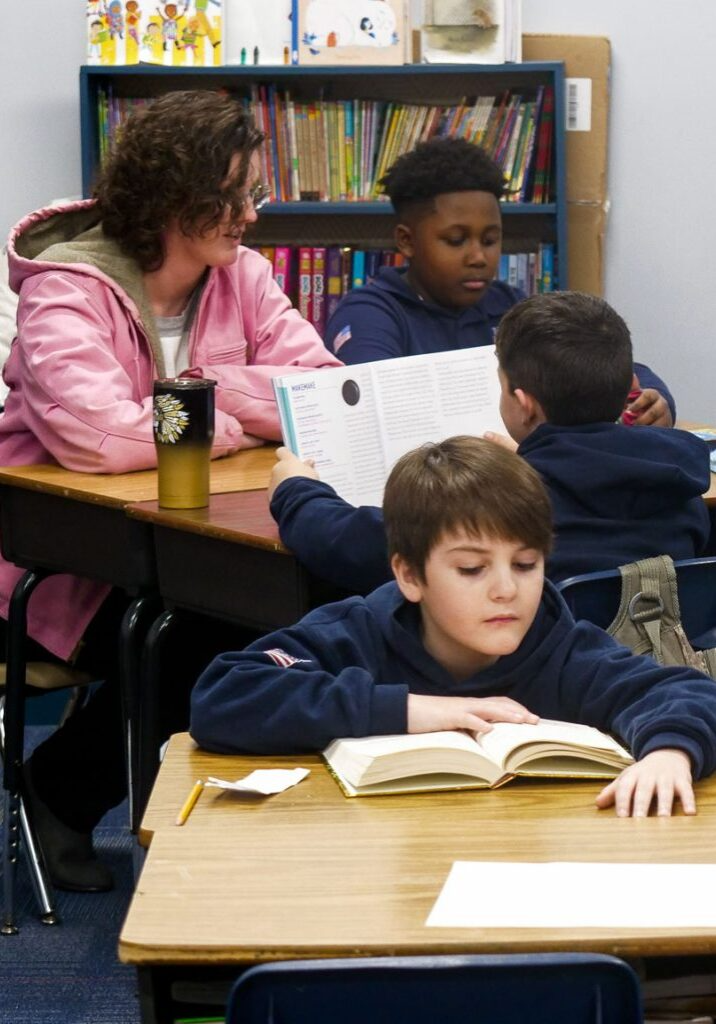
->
[323,719,634,797]
[272,346,504,507]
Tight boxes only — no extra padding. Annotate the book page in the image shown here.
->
[273,347,505,507]
[273,365,386,506]
[476,719,632,773]
[371,347,503,473]
[324,730,502,789]
[426,861,716,928]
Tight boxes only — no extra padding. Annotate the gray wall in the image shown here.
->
[1,0,714,418]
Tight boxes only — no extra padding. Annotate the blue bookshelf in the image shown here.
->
[79,61,567,286]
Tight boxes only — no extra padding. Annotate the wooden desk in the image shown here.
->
[121,733,716,1024]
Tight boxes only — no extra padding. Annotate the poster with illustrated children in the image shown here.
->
[87,0,223,66]
[297,0,406,65]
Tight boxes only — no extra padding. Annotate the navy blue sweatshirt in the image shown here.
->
[190,579,716,777]
[270,423,711,593]
[325,266,676,420]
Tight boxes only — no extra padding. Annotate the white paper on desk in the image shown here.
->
[426,861,716,928]
[205,768,309,796]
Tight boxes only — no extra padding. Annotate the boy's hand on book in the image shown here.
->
[407,694,539,736]
[268,446,320,501]
[625,388,674,427]
[595,748,695,818]
[483,431,519,453]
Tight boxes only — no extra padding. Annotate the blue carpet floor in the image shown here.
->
[0,729,142,1024]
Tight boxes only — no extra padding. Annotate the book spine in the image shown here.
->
[311,246,326,335]
[298,247,313,322]
[325,245,343,322]
[532,85,554,204]
[540,243,554,292]
[340,246,352,295]
[274,245,292,296]
[351,249,366,290]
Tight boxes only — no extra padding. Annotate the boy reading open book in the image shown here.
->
[190,436,716,817]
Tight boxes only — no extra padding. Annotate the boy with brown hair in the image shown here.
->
[191,436,716,817]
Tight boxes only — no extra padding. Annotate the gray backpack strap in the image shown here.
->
[607,555,716,679]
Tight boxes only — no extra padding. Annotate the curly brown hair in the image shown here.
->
[93,90,264,271]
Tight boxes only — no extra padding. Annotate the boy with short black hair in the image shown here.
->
[191,436,716,817]
[270,292,711,592]
[325,136,674,427]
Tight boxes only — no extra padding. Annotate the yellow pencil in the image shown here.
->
[175,779,204,826]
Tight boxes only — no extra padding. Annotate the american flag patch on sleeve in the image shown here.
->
[264,648,312,668]
[332,324,352,353]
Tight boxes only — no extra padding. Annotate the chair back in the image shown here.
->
[226,953,642,1024]
[557,556,716,650]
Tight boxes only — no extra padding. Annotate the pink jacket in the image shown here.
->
[0,200,341,658]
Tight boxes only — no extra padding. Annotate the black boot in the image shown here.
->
[22,761,114,893]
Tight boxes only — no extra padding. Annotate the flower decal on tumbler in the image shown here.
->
[154,394,190,443]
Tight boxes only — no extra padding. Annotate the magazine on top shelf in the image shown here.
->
[420,0,521,64]
[296,0,407,66]
[272,346,504,508]
[323,719,634,797]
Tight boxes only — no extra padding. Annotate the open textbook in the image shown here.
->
[323,719,634,797]
[272,346,504,506]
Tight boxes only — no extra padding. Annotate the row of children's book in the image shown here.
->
[94,85,554,204]
[252,243,556,334]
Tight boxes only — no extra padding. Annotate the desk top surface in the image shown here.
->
[121,733,716,965]
[0,446,277,508]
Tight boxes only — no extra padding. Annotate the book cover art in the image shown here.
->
[297,0,405,66]
[421,0,513,64]
[87,0,142,65]
[225,0,293,66]
[140,1,223,68]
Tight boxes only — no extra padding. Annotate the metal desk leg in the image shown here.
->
[119,594,160,833]
[2,568,56,935]
[135,608,176,831]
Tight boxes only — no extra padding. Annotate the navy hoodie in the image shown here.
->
[190,579,716,776]
[270,423,711,594]
[324,266,676,419]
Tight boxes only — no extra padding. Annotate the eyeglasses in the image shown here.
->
[246,182,271,211]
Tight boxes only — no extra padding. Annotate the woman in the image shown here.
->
[3,90,340,892]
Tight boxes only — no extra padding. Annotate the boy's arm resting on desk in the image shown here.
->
[13,275,245,472]
[631,361,676,426]
[324,290,408,363]
[553,621,716,783]
[270,476,392,594]
[189,605,408,754]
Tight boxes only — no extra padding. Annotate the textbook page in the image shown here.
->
[426,861,716,928]
[273,347,504,507]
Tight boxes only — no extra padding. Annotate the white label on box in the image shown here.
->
[565,77,592,132]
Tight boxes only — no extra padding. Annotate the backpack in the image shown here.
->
[607,555,716,679]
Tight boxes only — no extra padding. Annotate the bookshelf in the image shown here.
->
[79,61,567,286]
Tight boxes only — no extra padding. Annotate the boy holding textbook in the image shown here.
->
[324,137,674,428]
[191,436,716,817]
[269,292,711,592]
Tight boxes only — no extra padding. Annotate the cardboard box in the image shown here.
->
[567,202,607,297]
[523,34,610,294]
